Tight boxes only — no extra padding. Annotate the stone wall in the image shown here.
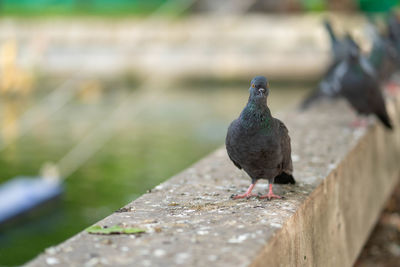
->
[26,93,400,266]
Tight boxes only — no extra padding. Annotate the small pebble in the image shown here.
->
[270,222,282,228]
[292,154,300,162]
[154,249,166,257]
[228,234,249,244]
[196,230,209,235]
[46,257,60,265]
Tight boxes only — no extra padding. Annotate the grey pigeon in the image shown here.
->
[367,18,399,81]
[226,76,295,200]
[335,36,393,129]
[299,20,350,110]
[301,32,391,115]
[387,12,400,55]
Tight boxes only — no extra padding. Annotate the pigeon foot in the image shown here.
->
[231,183,257,200]
[385,82,400,96]
[231,193,258,199]
[351,118,368,128]
[258,184,282,200]
[258,193,282,200]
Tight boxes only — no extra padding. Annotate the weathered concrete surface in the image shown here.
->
[26,94,400,267]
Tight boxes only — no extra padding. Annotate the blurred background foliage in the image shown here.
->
[0,0,398,16]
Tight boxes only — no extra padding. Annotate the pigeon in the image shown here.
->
[299,20,350,110]
[367,18,399,81]
[387,12,400,54]
[335,36,393,129]
[301,33,389,112]
[225,76,295,200]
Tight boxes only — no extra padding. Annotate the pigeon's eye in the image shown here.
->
[252,84,255,88]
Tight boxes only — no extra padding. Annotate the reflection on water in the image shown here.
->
[0,76,308,265]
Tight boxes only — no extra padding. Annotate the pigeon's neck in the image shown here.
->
[349,57,370,77]
[369,44,384,68]
[240,98,272,129]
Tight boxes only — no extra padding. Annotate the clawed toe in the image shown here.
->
[258,193,282,200]
[231,193,258,200]
[230,183,257,200]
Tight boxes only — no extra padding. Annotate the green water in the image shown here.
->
[0,76,308,266]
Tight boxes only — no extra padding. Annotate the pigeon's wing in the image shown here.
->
[275,119,293,174]
[273,119,295,184]
[367,81,393,129]
[228,153,242,170]
[225,120,242,169]
[299,61,342,110]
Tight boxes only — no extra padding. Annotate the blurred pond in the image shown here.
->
[0,75,308,265]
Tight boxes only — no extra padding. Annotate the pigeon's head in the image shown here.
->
[249,76,269,99]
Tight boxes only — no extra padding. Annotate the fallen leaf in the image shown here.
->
[86,225,145,235]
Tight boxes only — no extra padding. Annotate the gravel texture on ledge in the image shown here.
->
[26,95,400,267]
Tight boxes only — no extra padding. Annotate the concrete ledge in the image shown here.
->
[26,95,400,267]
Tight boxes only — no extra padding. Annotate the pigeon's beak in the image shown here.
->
[258,88,266,95]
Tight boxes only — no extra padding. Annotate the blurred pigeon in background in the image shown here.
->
[300,19,350,110]
[301,16,400,111]
[226,76,295,200]
[367,17,399,82]
[335,35,393,129]
[387,12,400,55]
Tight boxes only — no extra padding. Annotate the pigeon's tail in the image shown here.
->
[274,173,296,184]
[377,112,394,130]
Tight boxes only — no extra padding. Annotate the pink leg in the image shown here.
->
[231,182,258,199]
[385,81,400,96]
[258,184,282,200]
[350,118,368,128]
